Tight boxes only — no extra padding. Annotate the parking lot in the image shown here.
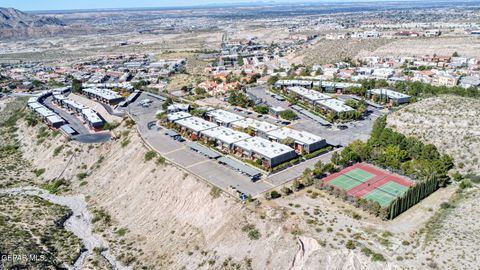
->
[125,90,385,198]
[247,86,387,146]
[125,92,273,197]
[43,95,112,143]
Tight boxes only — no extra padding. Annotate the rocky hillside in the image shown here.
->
[12,96,478,270]
[387,95,480,175]
[0,7,66,39]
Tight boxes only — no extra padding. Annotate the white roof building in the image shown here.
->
[28,102,43,110]
[368,88,411,104]
[167,103,190,112]
[46,115,65,126]
[201,126,251,146]
[167,112,192,122]
[63,99,87,111]
[81,108,103,125]
[35,106,55,118]
[174,116,218,133]
[82,88,123,102]
[230,118,279,134]
[267,127,325,146]
[234,137,296,166]
[316,99,355,113]
[288,86,331,103]
[206,109,245,126]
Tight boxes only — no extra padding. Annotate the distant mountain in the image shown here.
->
[0,7,66,39]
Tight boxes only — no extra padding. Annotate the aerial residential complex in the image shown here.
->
[282,86,356,114]
[367,88,412,105]
[82,88,124,105]
[166,109,327,168]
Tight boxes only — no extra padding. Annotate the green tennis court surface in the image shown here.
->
[344,169,375,182]
[329,175,363,190]
[363,189,395,207]
[379,181,409,196]
[329,169,374,191]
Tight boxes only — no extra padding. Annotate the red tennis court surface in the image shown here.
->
[322,163,414,207]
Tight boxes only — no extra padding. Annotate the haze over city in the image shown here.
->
[4,0,436,11]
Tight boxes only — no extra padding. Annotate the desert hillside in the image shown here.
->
[12,98,477,270]
[387,95,480,175]
[19,113,397,270]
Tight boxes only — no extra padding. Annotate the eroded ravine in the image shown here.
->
[0,186,131,270]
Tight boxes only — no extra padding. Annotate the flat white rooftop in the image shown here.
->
[231,118,279,133]
[317,81,362,88]
[83,88,123,100]
[167,112,192,122]
[288,86,331,102]
[46,115,65,124]
[63,99,87,111]
[175,116,218,133]
[28,102,43,110]
[267,127,325,145]
[234,137,295,159]
[168,103,190,111]
[82,108,103,124]
[53,94,67,101]
[316,99,355,113]
[206,109,245,124]
[369,88,411,99]
[275,80,313,86]
[35,106,55,118]
[201,126,251,145]
[28,97,39,104]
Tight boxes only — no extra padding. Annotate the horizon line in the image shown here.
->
[0,0,442,13]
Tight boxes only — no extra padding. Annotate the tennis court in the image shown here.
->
[322,163,414,208]
[378,181,409,197]
[344,169,375,182]
[329,175,363,191]
[363,189,396,207]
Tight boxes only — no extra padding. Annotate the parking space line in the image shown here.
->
[164,147,187,155]
[260,179,276,187]
[185,160,211,169]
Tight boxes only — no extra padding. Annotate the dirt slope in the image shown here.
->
[20,119,386,269]
[19,110,479,270]
[387,95,480,175]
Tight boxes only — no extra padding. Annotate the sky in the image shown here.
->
[0,0,393,11]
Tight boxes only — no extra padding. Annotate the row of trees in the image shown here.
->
[343,79,479,99]
[228,92,254,108]
[388,175,439,219]
[324,116,454,219]
[335,116,453,185]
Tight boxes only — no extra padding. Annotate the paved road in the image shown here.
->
[266,149,341,186]
[124,90,383,196]
[247,86,386,146]
[125,93,272,197]
[43,96,89,135]
[100,103,125,117]
[74,133,112,144]
[43,96,112,143]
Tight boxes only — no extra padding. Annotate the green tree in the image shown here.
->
[279,110,297,120]
[72,79,82,93]
[291,179,301,191]
[237,55,244,66]
[253,105,269,114]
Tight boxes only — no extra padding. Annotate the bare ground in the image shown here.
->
[292,39,393,66]
[387,95,480,175]
[16,106,480,269]
[358,37,480,58]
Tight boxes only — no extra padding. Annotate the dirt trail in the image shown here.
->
[0,186,130,270]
